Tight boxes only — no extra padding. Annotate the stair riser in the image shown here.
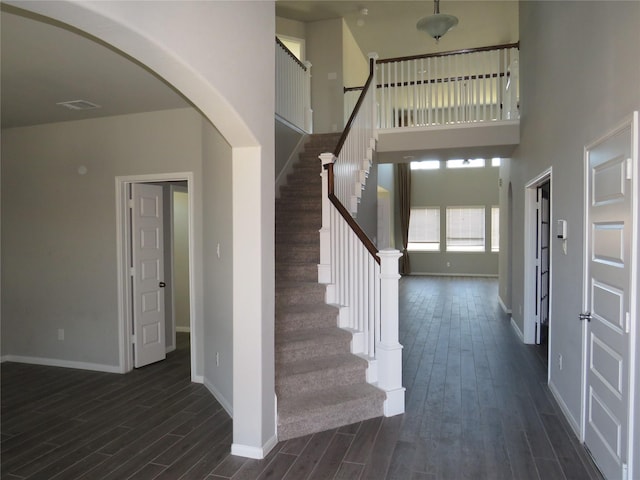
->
[275,231,319,245]
[276,289,325,307]
[276,218,321,230]
[276,365,367,397]
[276,339,350,363]
[275,249,319,264]
[276,266,317,283]
[277,395,384,441]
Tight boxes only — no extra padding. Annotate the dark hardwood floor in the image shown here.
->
[1,277,604,479]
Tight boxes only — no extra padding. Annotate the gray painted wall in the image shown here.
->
[506,0,640,441]
[1,107,236,411]
[407,162,499,276]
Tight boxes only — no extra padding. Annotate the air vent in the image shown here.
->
[56,100,101,111]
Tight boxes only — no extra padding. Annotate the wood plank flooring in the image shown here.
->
[1,277,604,479]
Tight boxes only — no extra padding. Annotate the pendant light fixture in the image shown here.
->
[416,0,459,43]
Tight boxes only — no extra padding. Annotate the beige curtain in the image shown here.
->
[397,163,411,274]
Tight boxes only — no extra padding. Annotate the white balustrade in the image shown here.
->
[276,39,312,133]
[375,45,519,129]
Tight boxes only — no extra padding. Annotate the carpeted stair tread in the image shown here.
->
[276,326,351,350]
[276,354,368,396]
[277,383,385,440]
[276,303,338,331]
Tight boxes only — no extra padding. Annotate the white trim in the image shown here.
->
[549,379,582,439]
[510,317,525,342]
[115,172,198,381]
[231,435,278,460]
[1,355,123,373]
[498,295,512,315]
[407,272,498,278]
[203,376,233,416]
[523,167,552,345]
[176,326,191,333]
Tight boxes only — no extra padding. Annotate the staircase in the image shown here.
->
[275,133,385,441]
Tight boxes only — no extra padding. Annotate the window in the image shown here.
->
[446,158,485,169]
[408,207,440,251]
[410,160,440,170]
[446,207,485,251]
[491,157,501,167]
[491,206,500,252]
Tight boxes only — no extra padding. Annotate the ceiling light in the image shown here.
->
[416,0,458,44]
[56,100,101,111]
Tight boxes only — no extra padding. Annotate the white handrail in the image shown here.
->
[275,39,312,133]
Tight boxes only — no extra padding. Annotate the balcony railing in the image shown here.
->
[345,42,520,129]
[276,38,312,133]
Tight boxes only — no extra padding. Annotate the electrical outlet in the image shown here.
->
[216,352,220,367]
[558,354,563,370]
[57,329,64,341]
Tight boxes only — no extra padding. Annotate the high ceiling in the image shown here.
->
[1,2,518,130]
[276,1,519,60]
[0,5,189,129]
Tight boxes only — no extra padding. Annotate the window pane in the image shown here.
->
[446,207,485,251]
[408,208,440,251]
[491,157,501,167]
[410,160,440,170]
[446,158,485,169]
[491,206,500,252]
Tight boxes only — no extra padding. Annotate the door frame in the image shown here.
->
[524,168,553,349]
[580,112,638,478]
[116,172,197,378]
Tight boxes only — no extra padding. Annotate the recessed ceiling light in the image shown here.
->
[56,100,101,111]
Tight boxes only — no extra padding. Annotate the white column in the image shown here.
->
[318,153,335,286]
[376,248,405,417]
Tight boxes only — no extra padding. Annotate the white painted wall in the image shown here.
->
[342,19,369,90]
[4,0,276,456]
[507,0,640,444]
[307,18,344,133]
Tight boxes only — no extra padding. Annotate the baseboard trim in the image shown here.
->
[1,355,123,373]
[231,434,278,459]
[203,377,233,417]
[510,318,525,342]
[176,326,191,333]
[498,295,512,315]
[548,379,582,439]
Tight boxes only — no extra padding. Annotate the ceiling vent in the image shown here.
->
[56,100,101,111]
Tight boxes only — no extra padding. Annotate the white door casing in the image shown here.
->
[132,183,166,368]
[583,113,638,480]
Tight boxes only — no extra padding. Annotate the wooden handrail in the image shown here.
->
[334,57,375,156]
[377,41,519,64]
[346,71,511,93]
[326,163,380,264]
[276,37,307,71]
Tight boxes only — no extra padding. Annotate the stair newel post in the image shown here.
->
[318,153,336,302]
[376,248,405,417]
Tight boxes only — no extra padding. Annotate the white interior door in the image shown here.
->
[584,116,636,480]
[132,183,166,368]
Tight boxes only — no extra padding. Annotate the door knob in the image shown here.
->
[579,312,591,322]
[159,282,166,288]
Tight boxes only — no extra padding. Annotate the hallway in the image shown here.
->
[1,277,603,479]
